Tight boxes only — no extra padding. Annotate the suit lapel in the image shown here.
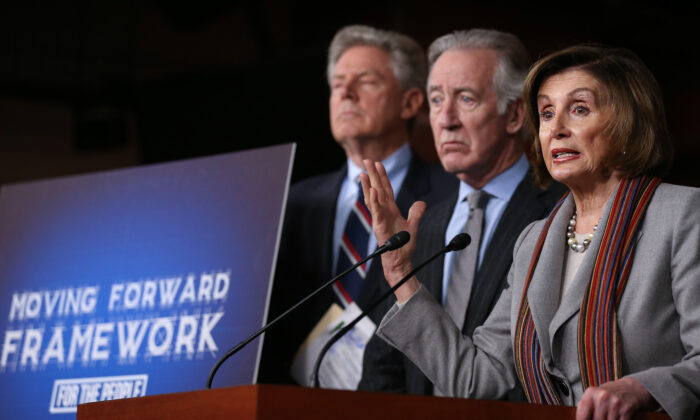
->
[395,153,430,216]
[526,195,572,360]
[411,196,457,396]
[317,166,347,282]
[409,194,457,396]
[463,172,548,336]
[419,192,458,302]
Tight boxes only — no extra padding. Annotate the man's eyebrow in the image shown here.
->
[452,87,478,96]
[333,70,383,79]
[428,86,478,96]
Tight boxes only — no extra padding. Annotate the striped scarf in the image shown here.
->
[513,176,660,404]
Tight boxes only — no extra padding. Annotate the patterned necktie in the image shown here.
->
[444,190,489,329]
[333,181,373,306]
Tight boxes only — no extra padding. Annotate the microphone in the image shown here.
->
[311,233,471,388]
[205,230,411,389]
[447,232,470,251]
[383,230,410,252]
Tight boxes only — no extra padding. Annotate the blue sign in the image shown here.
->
[0,144,295,418]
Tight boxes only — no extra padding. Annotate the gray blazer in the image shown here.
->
[377,183,700,420]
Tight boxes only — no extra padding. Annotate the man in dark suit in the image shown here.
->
[358,29,566,395]
[257,25,457,385]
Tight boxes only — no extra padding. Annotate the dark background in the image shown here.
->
[0,1,698,187]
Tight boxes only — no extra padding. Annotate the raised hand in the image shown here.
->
[360,160,426,302]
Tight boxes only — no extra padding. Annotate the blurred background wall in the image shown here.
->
[0,1,697,187]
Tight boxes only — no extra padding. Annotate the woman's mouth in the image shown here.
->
[551,148,580,162]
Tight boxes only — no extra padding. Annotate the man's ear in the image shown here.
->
[505,98,526,135]
[400,88,424,120]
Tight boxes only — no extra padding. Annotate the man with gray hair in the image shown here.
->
[358,28,565,397]
[258,25,456,386]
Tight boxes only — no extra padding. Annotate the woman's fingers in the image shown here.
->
[375,161,395,200]
[363,159,388,203]
[359,172,371,209]
[360,161,402,244]
[360,159,421,297]
[407,201,426,231]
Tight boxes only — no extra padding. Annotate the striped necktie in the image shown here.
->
[333,181,373,306]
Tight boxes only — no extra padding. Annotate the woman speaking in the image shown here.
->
[360,45,700,420]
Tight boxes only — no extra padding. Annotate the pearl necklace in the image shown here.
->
[566,212,597,253]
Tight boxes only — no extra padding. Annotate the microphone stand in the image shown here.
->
[206,231,409,389]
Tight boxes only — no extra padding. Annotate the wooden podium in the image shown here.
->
[77,384,669,420]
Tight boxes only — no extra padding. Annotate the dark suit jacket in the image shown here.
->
[358,171,566,395]
[257,151,457,385]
